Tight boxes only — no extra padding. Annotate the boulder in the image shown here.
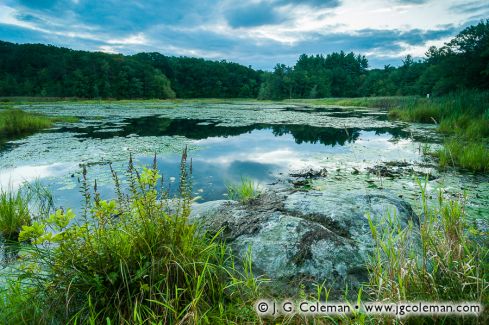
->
[189,190,418,296]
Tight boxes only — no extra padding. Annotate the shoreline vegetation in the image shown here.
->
[295,90,489,173]
[0,156,487,323]
[0,108,78,139]
[290,90,489,173]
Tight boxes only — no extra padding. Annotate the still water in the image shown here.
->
[0,102,487,220]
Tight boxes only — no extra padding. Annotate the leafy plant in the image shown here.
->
[1,151,262,324]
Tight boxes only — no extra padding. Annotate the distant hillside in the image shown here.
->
[0,41,262,99]
[0,20,487,100]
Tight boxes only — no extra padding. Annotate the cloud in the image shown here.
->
[450,1,489,16]
[0,0,483,69]
[391,0,428,3]
[16,0,59,10]
[274,0,341,7]
[226,3,284,28]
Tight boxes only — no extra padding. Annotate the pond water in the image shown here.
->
[0,101,488,225]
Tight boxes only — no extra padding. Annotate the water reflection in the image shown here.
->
[100,127,401,202]
[2,115,413,208]
[58,116,410,147]
[0,163,76,190]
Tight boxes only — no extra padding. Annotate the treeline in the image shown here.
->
[259,20,489,99]
[0,42,261,99]
[0,43,176,99]
[0,20,487,99]
[259,52,369,99]
[132,53,261,98]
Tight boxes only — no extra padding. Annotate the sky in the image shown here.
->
[0,0,487,70]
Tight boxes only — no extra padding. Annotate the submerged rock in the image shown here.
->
[190,190,418,296]
[289,167,328,178]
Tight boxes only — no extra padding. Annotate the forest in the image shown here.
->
[260,20,489,99]
[0,20,488,100]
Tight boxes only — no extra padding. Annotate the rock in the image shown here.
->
[189,191,418,297]
[190,200,234,222]
[367,162,438,181]
[367,165,400,178]
[289,167,327,178]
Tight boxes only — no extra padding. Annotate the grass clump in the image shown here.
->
[439,117,489,140]
[367,179,487,308]
[0,182,54,242]
[0,189,30,241]
[226,177,261,203]
[389,104,442,123]
[437,139,489,173]
[0,109,53,136]
[0,152,261,324]
[0,108,78,138]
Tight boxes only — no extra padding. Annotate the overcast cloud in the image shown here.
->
[0,0,487,69]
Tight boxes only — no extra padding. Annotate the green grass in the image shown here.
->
[288,96,419,109]
[0,189,30,241]
[386,90,489,135]
[437,139,489,173]
[226,177,261,203]
[0,108,79,140]
[0,109,53,136]
[385,91,489,173]
[290,90,489,136]
[438,117,489,140]
[367,179,487,313]
[385,90,488,121]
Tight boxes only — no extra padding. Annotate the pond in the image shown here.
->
[0,101,488,225]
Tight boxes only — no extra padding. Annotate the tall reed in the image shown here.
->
[367,179,487,311]
[0,189,30,241]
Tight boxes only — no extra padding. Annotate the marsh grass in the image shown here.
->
[439,117,489,140]
[0,108,79,138]
[0,189,30,241]
[0,151,263,324]
[297,90,489,173]
[226,177,261,203]
[289,96,419,109]
[386,90,489,123]
[437,139,489,173]
[0,109,53,136]
[367,179,488,314]
[386,91,489,172]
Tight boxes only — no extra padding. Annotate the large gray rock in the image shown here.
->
[189,191,418,296]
